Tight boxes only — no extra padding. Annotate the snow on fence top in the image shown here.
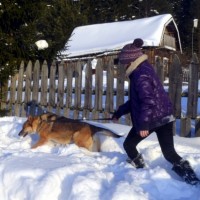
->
[61,14,182,59]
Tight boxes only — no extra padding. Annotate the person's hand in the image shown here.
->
[112,112,119,122]
[140,130,149,137]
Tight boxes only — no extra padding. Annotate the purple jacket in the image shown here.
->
[115,55,174,132]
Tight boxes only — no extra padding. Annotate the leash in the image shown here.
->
[41,115,113,122]
[40,112,114,122]
[82,117,113,121]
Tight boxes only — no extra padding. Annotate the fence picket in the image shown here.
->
[195,118,200,137]
[24,61,32,104]
[40,61,48,114]
[66,62,73,109]
[180,117,191,137]
[187,54,199,118]
[49,60,56,112]
[30,60,40,115]
[155,56,164,83]
[168,54,182,118]
[57,60,64,114]
[14,61,24,116]
[93,58,103,119]
[73,60,82,119]
[105,56,114,116]
[83,60,93,119]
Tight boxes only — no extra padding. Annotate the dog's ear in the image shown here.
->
[28,115,33,121]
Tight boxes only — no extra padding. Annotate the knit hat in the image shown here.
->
[119,38,144,65]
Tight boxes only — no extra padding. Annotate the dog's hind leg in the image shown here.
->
[31,137,48,149]
[73,127,94,151]
[91,133,101,152]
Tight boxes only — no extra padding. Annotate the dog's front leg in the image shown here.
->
[31,137,48,149]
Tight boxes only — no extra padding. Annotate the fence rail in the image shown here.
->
[1,54,200,137]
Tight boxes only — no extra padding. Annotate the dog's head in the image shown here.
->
[18,116,40,137]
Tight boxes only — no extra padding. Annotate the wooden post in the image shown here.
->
[155,56,164,84]
[83,59,93,119]
[73,60,82,119]
[186,53,199,118]
[9,74,18,116]
[168,54,183,136]
[30,60,40,116]
[172,121,176,136]
[15,61,24,116]
[23,61,32,116]
[168,54,182,118]
[65,61,73,117]
[48,60,56,112]
[93,58,103,119]
[180,117,191,137]
[195,117,200,137]
[116,64,126,109]
[57,60,65,114]
[40,60,48,114]
[105,56,114,118]
[116,63,126,124]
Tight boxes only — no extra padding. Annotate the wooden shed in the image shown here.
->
[60,14,182,62]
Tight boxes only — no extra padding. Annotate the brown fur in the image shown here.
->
[18,113,121,151]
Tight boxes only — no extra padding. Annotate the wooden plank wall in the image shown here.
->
[2,53,200,137]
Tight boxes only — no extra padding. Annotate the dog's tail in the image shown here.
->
[91,125,122,138]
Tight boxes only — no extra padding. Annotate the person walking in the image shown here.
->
[112,38,200,185]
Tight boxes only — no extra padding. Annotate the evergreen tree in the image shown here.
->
[0,0,82,114]
[173,0,193,55]
[79,0,172,24]
[35,0,83,61]
[167,0,199,58]
[0,0,83,79]
[138,0,172,18]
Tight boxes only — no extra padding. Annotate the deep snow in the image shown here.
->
[0,116,200,200]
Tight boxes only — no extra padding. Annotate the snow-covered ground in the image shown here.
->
[0,116,200,200]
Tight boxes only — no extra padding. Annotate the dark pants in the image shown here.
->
[123,122,182,164]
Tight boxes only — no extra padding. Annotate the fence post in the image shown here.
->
[116,64,126,108]
[57,60,65,115]
[9,73,18,116]
[40,60,48,114]
[83,59,93,119]
[93,58,103,119]
[15,61,24,116]
[23,61,32,116]
[30,60,40,116]
[180,117,191,137]
[65,61,74,117]
[104,56,114,118]
[187,53,199,118]
[195,117,200,137]
[168,54,182,118]
[168,54,182,135]
[73,60,82,119]
[154,56,164,83]
[116,63,127,124]
[48,60,56,113]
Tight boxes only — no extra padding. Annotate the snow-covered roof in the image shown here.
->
[61,14,182,59]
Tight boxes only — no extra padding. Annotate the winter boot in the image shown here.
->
[172,159,200,185]
[127,154,146,169]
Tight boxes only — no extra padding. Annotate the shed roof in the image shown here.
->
[61,14,182,59]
